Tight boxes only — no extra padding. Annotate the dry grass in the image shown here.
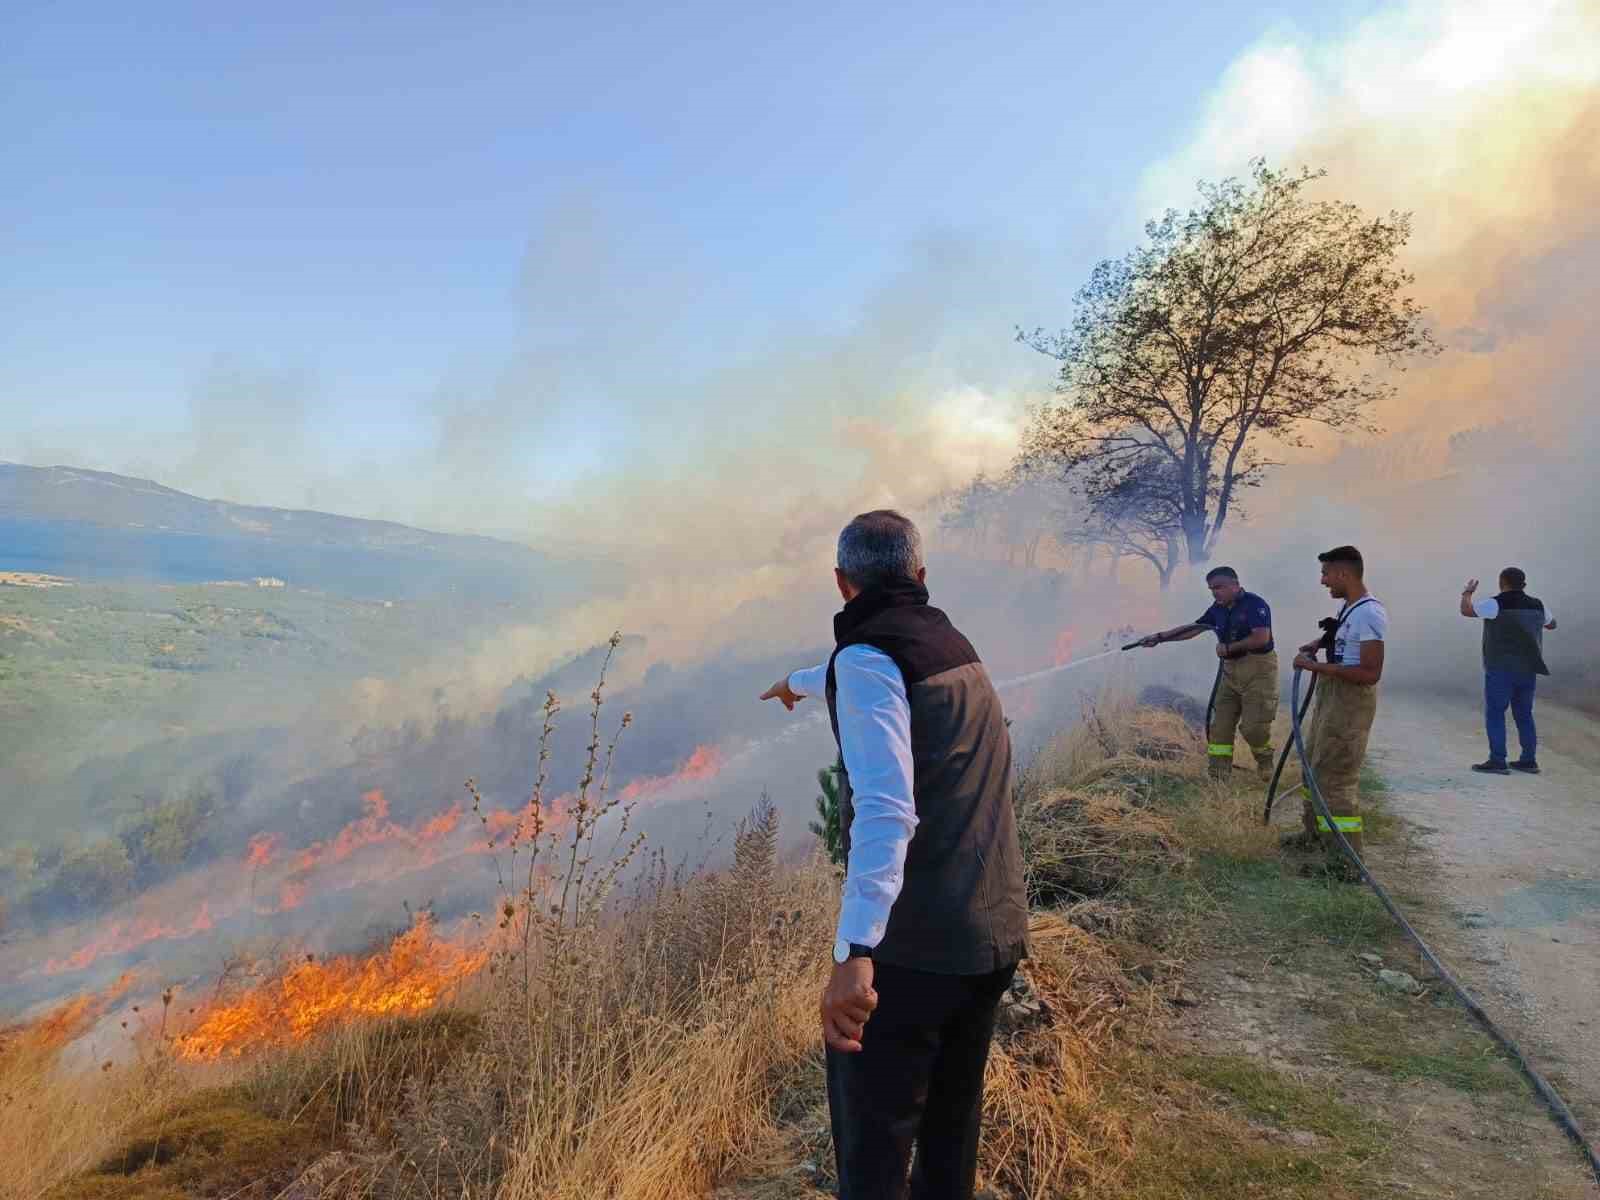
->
[1014,691,1201,905]
[485,853,836,1200]
[46,1088,328,1200]
[1021,689,1206,793]
[979,913,1142,1196]
[15,679,1390,1200]
[0,988,188,1200]
[967,691,1371,1198]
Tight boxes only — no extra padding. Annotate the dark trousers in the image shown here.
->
[1484,669,1538,763]
[825,960,1016,1200]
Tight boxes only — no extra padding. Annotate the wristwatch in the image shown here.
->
[832,939,873,964]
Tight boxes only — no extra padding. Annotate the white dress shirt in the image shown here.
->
[789,646,918,949]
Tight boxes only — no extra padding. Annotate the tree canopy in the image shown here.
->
[1018,160,1438,566]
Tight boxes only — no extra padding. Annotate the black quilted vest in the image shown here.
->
[824,578,1028,975]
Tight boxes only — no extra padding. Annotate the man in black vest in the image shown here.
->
[761,509,1028,1200]
[1460,567,1557,774]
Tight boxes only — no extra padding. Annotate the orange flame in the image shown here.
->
[37,746,715,981]
[44,908,217,975]
[272,792,467,911]
[244,833,281,868]
[1052,629,1078,667]
[296,788,392,871]
[480,747,720,842]
[291,790,464,875]
[37,789,474,975]
[3,973,135,1055]
[619,745,725,801]
[175,917,485,1060]
[416,806,463,842]
[482,790,568,842]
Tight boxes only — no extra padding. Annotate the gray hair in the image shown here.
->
[837,510,924,589]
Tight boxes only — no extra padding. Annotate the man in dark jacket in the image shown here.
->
[1138,566,1279,776]
[1461,567,1557,774]
[761,509,1028,1200]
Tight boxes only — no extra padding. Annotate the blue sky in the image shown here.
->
[3,1,1383,532]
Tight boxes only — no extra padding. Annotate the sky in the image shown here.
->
[3,0,1389,539]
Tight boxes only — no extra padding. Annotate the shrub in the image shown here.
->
[808,756,846,869]
[52,840,135,912]
[129,787,214,873]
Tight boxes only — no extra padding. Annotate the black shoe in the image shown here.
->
[1511,760,1541,774]
[1471,760,1511,775]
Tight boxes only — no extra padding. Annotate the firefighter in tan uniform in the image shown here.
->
[1140,566,1279,777]
[1291,545,1388,861]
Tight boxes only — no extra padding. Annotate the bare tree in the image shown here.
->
[1008,439,1184,588]
[937,464,1066,568]
[1018,160,1438,565]
[938,472,1004,555]
[1064,450,1184,589]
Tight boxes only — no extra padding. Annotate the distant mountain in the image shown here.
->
[0,463,600,602]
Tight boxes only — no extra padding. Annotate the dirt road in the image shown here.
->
[1367,692,1600,1127]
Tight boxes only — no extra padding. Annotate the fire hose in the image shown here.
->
[1203,658,1223,748]
[987,628,1596,1181]
[1263,612,1348,826]
[1261,675,1314,825]
[1285,666,1600,1185]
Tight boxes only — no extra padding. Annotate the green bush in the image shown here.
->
[130,788,214,872]
[809,757,846,869]
[54,840,135,910]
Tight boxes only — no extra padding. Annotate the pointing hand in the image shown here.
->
[760,677,804,711]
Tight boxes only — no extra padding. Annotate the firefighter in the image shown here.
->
[1291,545,1387,862]
[1139,566,1279,777]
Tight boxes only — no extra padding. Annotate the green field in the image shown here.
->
[0,577,518,836]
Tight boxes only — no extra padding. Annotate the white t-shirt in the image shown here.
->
[1473,596,1554,624]
[1333,597,1388,666]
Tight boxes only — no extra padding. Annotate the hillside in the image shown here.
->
[0,463,598,602]
[0,464,622,862]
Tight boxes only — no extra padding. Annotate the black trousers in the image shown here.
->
[826,960,1016,1200]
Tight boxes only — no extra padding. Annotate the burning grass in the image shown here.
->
[14,676,1399,1200]
[174,915,487,1061]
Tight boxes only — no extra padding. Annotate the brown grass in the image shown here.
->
[14,677,1385,1200]
[47,1088,327,1200]
[1014,692,1200,905]
[979,913,1141,1196]
[0,986,188,1200]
